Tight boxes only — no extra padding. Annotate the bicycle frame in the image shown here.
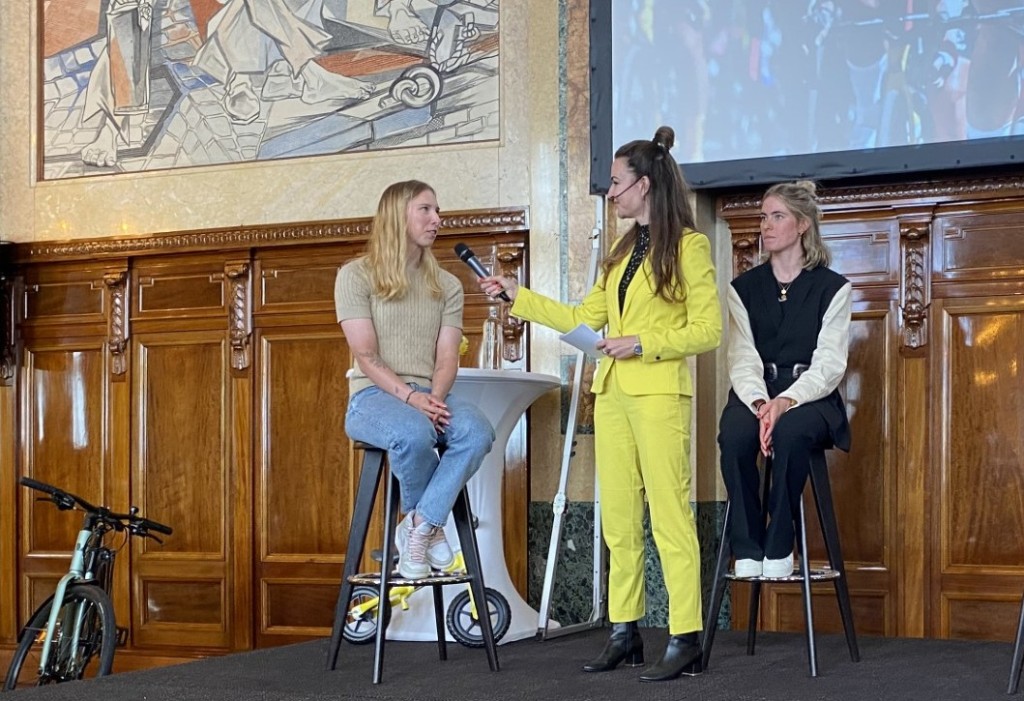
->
[7,477,172,689]
[348,552,484,623]
[36,521,106,677]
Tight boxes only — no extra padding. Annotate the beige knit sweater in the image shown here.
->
[334,258,463,396]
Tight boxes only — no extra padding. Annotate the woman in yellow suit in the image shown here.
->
[480,125,721,683]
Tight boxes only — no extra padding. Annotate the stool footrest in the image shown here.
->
[348,572,473,586]
[726,568,841,583]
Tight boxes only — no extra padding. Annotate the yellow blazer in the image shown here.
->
[511,230,722,396]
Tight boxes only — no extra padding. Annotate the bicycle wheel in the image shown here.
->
[342,585,391,645]
[3,584,116,690]
[446,587,511,648]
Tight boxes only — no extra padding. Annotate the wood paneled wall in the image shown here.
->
[721,174,1024,642]
[0,208,531,668]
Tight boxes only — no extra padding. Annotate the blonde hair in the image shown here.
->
[762,180,831,269]
[365,180,443,300]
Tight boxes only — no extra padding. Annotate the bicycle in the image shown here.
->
[342,550,511,648]
[3,477,173,690]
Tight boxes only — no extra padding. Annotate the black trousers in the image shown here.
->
[718,401,831,560]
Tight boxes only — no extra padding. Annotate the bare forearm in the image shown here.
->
[430,356,458,399]
[354,350,414,402]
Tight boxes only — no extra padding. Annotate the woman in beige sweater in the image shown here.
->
[335,180,494,578]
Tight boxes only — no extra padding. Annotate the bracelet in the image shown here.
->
[404,388,415,404]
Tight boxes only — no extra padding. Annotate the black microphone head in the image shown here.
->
[454,243,474,261]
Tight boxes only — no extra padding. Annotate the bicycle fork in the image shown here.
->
[37,529,92,678]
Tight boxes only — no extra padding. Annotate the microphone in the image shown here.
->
[608,177,641,202]
[454,243,511,302]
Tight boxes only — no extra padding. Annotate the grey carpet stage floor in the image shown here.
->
[8,628,1019,701]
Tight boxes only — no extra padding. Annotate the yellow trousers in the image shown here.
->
[594,367,702,634]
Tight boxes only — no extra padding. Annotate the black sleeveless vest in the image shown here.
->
[730,263,852,451]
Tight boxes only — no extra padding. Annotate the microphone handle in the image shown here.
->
[466,256,512,303]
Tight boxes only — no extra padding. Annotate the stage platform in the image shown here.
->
[7,627,1016,700]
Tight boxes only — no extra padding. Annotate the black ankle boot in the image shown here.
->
[582,622,644,672]
[638,633,703,682]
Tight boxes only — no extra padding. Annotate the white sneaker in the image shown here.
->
[734,558,763,578]
[763,553,795,578]
[397,520,432,579]
[425,526,455,570]
[396,513,454,570]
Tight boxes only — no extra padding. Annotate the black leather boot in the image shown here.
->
[638,633,703,682]
[582,622,644,672]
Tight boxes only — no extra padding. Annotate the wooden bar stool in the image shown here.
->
[1008,591,1024,693]
[701,449,860,677]
[326,442,499,683]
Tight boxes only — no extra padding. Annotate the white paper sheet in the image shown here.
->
[558,324,603,358]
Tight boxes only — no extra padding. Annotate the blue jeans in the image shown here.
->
[344,384,495,528]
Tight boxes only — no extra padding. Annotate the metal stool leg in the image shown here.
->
[372,470,401,684]
[1008,592,1024,693]
[797,498,818,677]
[702,500,732,669]
[433,585,448,661]
[452,488,500,671]
[809,452,860,663]
[747,455,774,656]
[327,447,385,671]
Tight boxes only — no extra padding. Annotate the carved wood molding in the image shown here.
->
[225,262,253,371]
[731,235,759,278]
[720,173,1024,213]
[103,270,130,376]
[14,208,529,263]
[496,244,525,362]
[898,215,933,351]
[1,275,18,386]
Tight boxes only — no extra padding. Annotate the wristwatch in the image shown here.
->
[633,340,643,357]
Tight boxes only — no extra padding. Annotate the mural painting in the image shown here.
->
[39,0,500,180]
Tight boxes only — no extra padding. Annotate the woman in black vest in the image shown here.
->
[718,180,852,578]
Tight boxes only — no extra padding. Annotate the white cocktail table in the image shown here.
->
[385,368,560,644]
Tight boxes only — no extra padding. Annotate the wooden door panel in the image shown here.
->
[935,212,1024,281]
[258,329,348,557]
[939,299,1024,570]
[261,581,339,635]
[800,303,897,637]
[933,295,1024,639]
[944,593,1024,641]
[820,222,898,284]
[769,589,890,637]
[132,330,239,649]
[135,335,228,554]
[134,256,231,320]
[254,327,351,644]
[18,343,110,621]
[820,305,894,567]
[23,271,106,326]
[257,249,355,313]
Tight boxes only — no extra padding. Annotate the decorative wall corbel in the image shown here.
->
[103,270,130,376]
[732,235,760,277]
[0,274,18,386]
[898,214,933,351]
[727,212,763,278]
[496,245,525,362]
[225,261,252,370]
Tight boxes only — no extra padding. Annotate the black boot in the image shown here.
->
[638,633,703,682]
[582,622,644,672]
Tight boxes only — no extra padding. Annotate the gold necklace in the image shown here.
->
[778,280,793,302]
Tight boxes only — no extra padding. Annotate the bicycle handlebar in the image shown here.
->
[19,477,174,537]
